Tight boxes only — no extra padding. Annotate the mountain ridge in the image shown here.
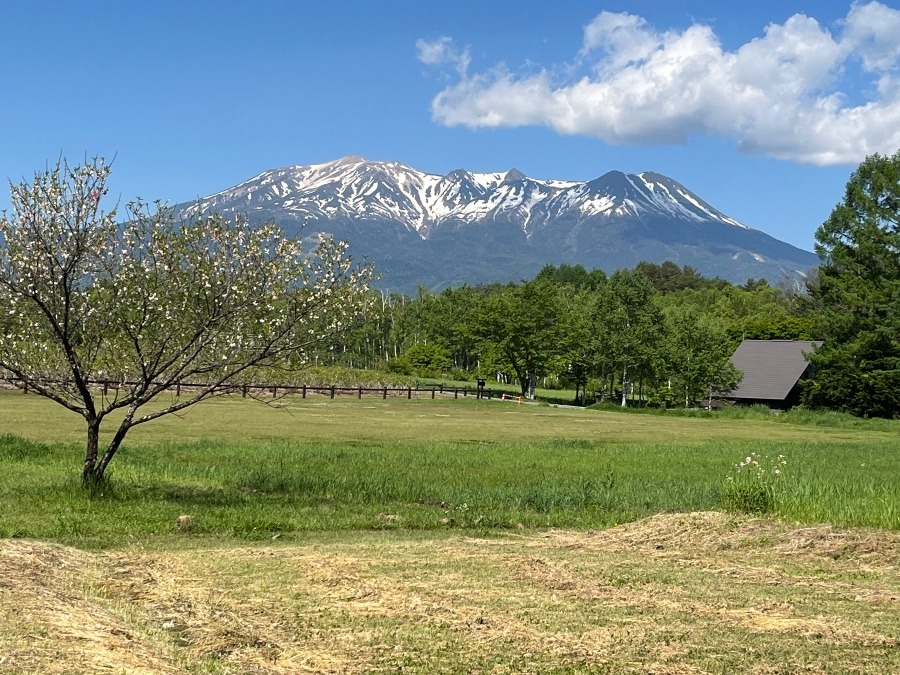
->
[177,156,818,292]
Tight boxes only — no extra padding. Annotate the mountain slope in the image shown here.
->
[178,156,818,292]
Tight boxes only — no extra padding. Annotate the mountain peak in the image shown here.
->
[332,155,368,166]
[445,168,471,179]
[504,168,527,182]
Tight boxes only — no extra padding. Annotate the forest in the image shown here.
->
[325,261,810,408]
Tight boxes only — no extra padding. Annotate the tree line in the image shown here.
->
[327,261,814,407]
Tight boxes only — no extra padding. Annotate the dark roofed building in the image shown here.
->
[727,340,822,409]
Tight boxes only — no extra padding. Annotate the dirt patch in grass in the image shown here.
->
[2,513,899,673]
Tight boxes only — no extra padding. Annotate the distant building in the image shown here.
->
[727,340,822,409]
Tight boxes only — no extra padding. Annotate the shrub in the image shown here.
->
[404,342,453,377]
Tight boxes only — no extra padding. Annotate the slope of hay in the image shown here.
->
[1,513,898,674]
[0,540,179,674]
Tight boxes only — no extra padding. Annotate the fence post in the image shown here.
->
[358,386,362,399]
[302,385,307,399]
[407,387,412,400]
[330,386,336,399]
[440,383,444,393]
[431,388,436,399]
[454,389,458,400]
[272,386,277,397]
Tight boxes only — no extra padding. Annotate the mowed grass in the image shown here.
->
[1,390,898,547]
[3,514,899,674]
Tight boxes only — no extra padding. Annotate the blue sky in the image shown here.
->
[1,0,898,251]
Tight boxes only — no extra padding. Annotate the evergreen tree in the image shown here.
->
[804,151,900,418]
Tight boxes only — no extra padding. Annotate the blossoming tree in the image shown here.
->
[0,159,372,485]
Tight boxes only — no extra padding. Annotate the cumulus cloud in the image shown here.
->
[420,2,900,166]
[580,12,661,72]
[842,1,900,71]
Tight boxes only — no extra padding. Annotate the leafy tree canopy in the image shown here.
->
[534,263,607,291]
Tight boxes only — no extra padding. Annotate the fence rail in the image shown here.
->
[0,376,501,401]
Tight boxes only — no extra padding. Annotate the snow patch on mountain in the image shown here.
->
[184,156,753,239]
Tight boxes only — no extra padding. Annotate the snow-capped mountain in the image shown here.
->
[178,156,818,292]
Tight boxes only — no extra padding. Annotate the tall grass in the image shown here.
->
[588,401,900,431]
[1,428,897,548]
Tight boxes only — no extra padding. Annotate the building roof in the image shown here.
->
[729,340,822,402]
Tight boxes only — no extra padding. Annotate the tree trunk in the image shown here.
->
[599,366,607,402]
[81,415,134,487]
[620,364,628,407]
[518,377,529,397]
[95,418,133,480]
[81,418,102,486]
[510,360,528,397]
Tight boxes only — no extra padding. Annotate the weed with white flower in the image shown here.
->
[722,453,788,514]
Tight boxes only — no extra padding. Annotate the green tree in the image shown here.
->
[419,285,483,372]
[726,315,815,342]
[665,306,742,407]
[803,151,900,418]
[470,280,562,398]
[635,261,717,293]
[391,341,452,377]
[0,159,372,485]
[556,285,602,405]
[597,270,665,406]
[534,263,606,291]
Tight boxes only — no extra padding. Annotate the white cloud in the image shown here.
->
[842,1,900,71]
[580,12,661,72]
[420,2,900,166]
[416,36,470,77]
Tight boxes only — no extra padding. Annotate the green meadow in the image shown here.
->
[1,390,897,547]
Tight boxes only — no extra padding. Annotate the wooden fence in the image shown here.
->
[0,377,500,401]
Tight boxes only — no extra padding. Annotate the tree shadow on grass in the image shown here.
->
[107,483,264,508]
[0,434,59,460]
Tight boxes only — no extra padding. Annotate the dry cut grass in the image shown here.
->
[2,513,899,674]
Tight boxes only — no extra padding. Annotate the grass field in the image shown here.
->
[1,391,899,673]
[1,390,898,544]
